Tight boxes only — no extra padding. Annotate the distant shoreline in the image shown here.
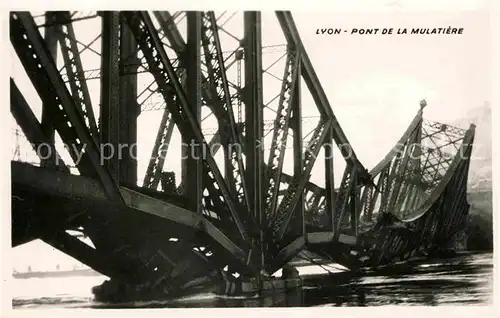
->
[13,268,101,279]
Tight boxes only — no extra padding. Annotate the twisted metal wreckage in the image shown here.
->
[10,11,475,302]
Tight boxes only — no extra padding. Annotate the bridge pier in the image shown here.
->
[92,265,303,302]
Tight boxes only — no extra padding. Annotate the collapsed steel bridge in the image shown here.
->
[10,11,475,300]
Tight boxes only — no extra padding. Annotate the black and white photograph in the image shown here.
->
[2,0,497,314]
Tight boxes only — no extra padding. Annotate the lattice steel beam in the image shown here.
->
[202,12,248,208]
[10,79,69,173]
[272,118,332,240]
[276,12,369,176]
[10,12,124,203]
[153,12,185,53]
[122,11,248,242]
[264,48,300,220]
[35,12,100,28]
[143,110,175,189]
[40,11,58,168]
[57,11,99,141]
[333,164,357,237]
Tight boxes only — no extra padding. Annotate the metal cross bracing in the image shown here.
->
[305,111,472,221]
[10,12,123,202]
[305,109,475,268]
[10,10,476,300]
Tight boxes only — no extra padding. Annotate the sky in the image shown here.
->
[9,8,492,271]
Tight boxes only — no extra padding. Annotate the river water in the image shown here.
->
[11,252,493,308]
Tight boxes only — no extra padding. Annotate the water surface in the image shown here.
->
[12,252,493,308]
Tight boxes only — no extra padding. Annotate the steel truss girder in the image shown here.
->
[206,127,327,208]
[147,12,240,200]
[135,16,184,189]
[310,110,426,225]
[153,12,184,53]
[387,129,421,214]
[264,47,300,219]
[12,161,252,271]
[272,118,333,240]
[10,79,69,173]
[177,126,240,195]
[150,11,357,247]
[142,65,186,190]
[40,231,121,280]
[40,11,58,167]
[378,134,421,216]
[275,12,369,175]
[56,11,99,140]
[143,109,176,189]
[153,11,228,119]
[423,119,467,137]
[201,12,249,208]
[333,164,357,237]
[400,126,475,224]
[134,12,320,215]
[149,13,253,227]
[10,12,124,203]
[122,11,249,242]
[418,119,466,190]
[142,67,185,190]
[36,12,100,28]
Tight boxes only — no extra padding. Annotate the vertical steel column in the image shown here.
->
[324,129,335,231]
[40,11,58,168]
[119,19,139,185]
[244,12,264,266]
[100,12,121,181]
[291,62,304,235]
[182,11,203,213]
[351,176,360,236]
